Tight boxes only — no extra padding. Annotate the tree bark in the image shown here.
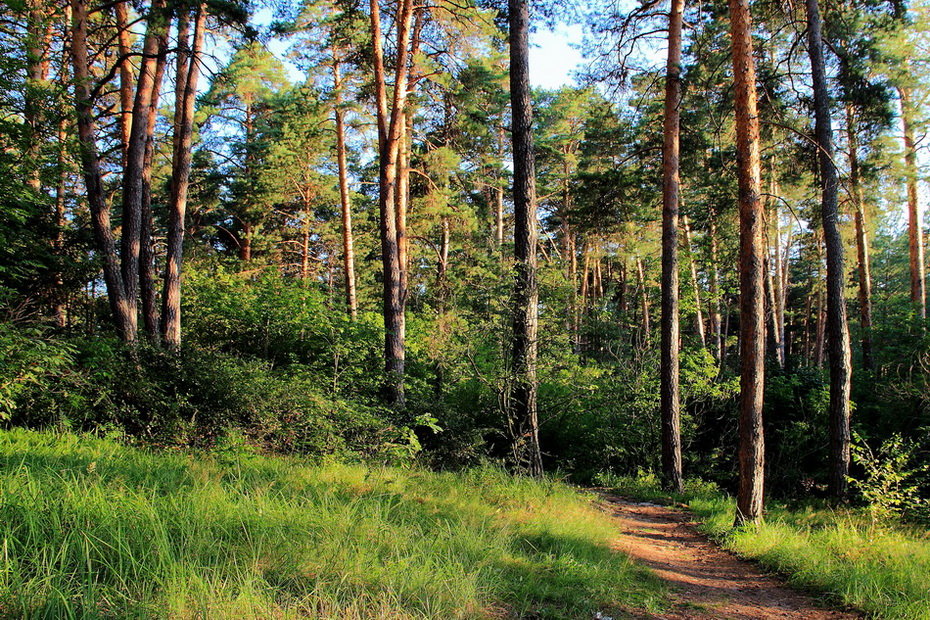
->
[140,33,168,338]
[120,0,169,343]
[765,173,785,368]
[898,85,926,320]
[846,105,873,370]
[806,0,852,500]
[333,60,358,319]
[371,0,414,407]
[708,208,723,359]
[496,123,506,249]
[161,4,206,349]
[54,114,68,327]
[508,0,542,476]
[636,257,651,343]
[660,0,685,493]
[71,0,135,342]
[683,215,706,348]
[54,16,71,327]
[728,0,766,524]
[24,0,51,190]
[115,0,134,161]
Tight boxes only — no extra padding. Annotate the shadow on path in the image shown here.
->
[597,495,863,620]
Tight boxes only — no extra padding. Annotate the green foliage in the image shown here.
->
[851,432,930,524]
[0,321,408,461]
[0,324,76,419]
[0,429,668,618]
[183,262,385,400]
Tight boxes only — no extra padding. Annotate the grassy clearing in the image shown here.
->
[599,472,930,620]
[0,429,665,619]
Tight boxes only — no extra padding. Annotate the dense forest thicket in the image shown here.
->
[1,0,929,524]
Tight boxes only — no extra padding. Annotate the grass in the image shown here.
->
[599,471,930,620]
[0,429,666,619]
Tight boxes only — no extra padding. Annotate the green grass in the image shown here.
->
[600,472,930,619]
[0,429,665,619]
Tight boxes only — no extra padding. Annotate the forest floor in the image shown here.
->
[597,495,862,620]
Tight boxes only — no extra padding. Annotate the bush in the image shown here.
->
[851,432,930,525]
[0,323,413,461]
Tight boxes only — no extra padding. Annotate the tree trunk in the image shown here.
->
[115,0,134,161]
[765,254,779,363]
[807,0,852,500]
[333,59,358,319]
[508,0,542,476]
[140,34,168,338]
[708,209,723,359]
[71,0,135,342]
[24,0,51,190]
[773,212,790,369]
[765,173,785,368]
[660,0,685,493]
[161,4,206,349]
[54,113,68,327]
[814,288,826,368]
[496,123,506,249]
[438,216,450,293]
[120,0,168,344]
[683,215,706,348]
[618,261,627,313]
[728,0,766,525]
[54,20,70,328]
[636,257,651,343]
[898,85,926,320]
[301,210,311,279]
[846,105,873,370]
[371,0,414,407]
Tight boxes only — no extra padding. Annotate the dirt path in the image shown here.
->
[598,495,862,620]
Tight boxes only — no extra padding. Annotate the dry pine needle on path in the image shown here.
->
[597,495,862,620]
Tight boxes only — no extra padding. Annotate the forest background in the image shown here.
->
[1,0,929,522]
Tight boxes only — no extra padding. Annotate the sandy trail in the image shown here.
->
[598,495,862,620]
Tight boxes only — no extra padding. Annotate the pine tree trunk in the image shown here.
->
[773,205,790,369]
[496,123,506,249]
[54,23,70,328]
[140,35,168,338]
[814,288,826,368]
[115,0,134,161]
[161,4,206,349]
[24,0,51,191]
[371,0,414,407]
[846,105,874,370]
[660,0,685,493]
[683,215,706,348]
[898,85,926,320]
[508,0,542,476]
[708,209,723,359]
[807,0,852,500]
[301,211,311,279]
[728,0,766,524]
[333,59,358,319]
[71,0,135,342]
[765,174,785,367]
[636,257,651,343]
[54,113,68,327]
[120,0,168,343]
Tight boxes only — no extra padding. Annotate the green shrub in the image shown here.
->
[0,323,411,460]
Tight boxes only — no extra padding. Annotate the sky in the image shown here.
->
[256,8,586,90]
[528,24,585,89]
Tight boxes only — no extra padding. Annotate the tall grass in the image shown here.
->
[0,429,665,619]
[600,472,930,620]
